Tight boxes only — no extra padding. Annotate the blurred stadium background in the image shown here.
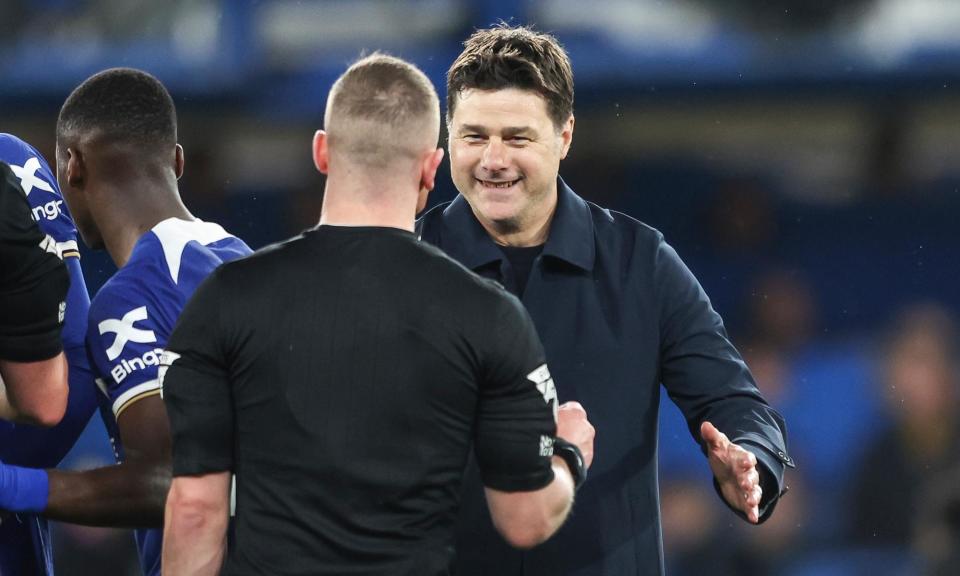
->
[3,1,960,574]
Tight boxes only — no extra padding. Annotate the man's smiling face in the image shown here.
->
[448,88,572,239]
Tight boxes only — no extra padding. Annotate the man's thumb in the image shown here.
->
[700,421,724,449]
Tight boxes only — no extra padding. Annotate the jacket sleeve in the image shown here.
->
[654,234,794,522]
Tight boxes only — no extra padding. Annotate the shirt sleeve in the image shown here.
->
[654,235,794,521]
[473,289,558,492]
[86,281,169,419]
[161,270,234,476]
[0,162,69,362]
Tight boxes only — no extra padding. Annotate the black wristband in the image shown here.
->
[553,437,587,491]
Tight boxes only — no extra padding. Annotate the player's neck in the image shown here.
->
[99,182,194,268]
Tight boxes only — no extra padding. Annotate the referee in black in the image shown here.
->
[0,161,69,427]
[159,54,595,576]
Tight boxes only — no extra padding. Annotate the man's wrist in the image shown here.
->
[0,462,49,512]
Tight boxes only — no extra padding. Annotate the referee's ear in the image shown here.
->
[419,147,444,193]
[312,130,329,175]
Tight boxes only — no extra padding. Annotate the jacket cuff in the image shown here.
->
[712,440,793,524]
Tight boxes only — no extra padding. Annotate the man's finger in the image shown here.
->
[738,450,757,470]
[700,421,728,450]
[558,401,586,416]
[740,468,759,492]
[746,485,762,523]
[736,455,756,475]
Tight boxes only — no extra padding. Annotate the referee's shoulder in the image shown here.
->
[411,240,519,323]
[209,232,307,280]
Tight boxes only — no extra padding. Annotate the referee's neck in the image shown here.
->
[318,197,416,232]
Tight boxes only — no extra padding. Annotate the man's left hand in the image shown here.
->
[701,421,761,524]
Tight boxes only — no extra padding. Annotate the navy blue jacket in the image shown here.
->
[417,179,793,576]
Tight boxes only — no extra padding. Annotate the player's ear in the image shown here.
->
[64,147,85,190]
[416,148,444,214]
[174,144,185,180]
[312,130,329,174]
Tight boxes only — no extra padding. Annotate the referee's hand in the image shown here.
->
[556,402,595,469]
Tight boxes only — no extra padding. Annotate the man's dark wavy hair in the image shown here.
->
[446,24,574,130]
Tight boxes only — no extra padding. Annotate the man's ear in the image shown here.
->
[416,148,445,214]
[174,144,185,180]
[312,130,329,174]
[559,115,575,160]
[419,147,445,192]
[65,147,85,190]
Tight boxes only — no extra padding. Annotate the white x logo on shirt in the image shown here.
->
[10,157,54,196]
[98,306,158,361]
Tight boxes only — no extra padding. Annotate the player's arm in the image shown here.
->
[43,394,171,525]
[474,292,595,549]
[0,255,100,469]
[0,354,68,425]
[0,162,70,426]
[0,276,176,522]
[0,392,172,524]
[163,472,231,576]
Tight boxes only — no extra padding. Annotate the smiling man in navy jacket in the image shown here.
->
[418,24,794,576]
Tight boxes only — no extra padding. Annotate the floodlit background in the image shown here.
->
[3,1,960,574]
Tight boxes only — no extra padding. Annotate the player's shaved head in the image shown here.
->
[325,53,440,167]
[57,67,177,153]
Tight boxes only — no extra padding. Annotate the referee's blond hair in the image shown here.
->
[325,53,441,168]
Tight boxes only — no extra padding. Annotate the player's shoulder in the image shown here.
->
[0,134,78,248]
[142,218,250,283]
[89,230,185,319]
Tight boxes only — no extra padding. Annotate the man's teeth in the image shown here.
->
[482,180,516,188]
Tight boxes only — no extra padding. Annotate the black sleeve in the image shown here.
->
[0,162,69,362]
[161,269,234,476]
[474,289,558,492]
[655,236,794,522]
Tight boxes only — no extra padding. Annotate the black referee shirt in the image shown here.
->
[0,161,68,362]
[162,225,558,576]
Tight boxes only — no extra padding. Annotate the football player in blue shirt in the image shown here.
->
[0,69,251,576]
[0,133,99,576]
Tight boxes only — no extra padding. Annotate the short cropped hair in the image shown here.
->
[325,53,440,165]
[57,68,176,149]
[447,24,574,130]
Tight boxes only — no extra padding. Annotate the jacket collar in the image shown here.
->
[438,177,595,272]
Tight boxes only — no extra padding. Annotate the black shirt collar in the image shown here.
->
[437,177,595,272]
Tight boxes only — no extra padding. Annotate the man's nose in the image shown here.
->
[480,138,508,171]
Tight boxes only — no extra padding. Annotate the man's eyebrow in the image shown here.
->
[457,124,489,135]
[456,124,535,137]
[501,126,535,138]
